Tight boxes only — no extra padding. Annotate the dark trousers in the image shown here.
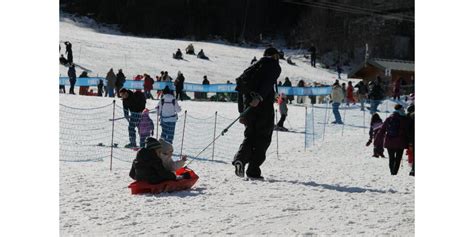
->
[233,104,274,177]
[277,114,287,127]
[311,55,316,67]
[388,149,404,175]
[176,89,183,101]
[128,112,141,146]
[69,79,76,94]
[374,146,384,156]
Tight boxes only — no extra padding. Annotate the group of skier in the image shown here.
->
[173,44,209,60]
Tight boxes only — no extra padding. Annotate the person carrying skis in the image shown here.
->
[233,47,281,179]
[138,108,154,148]
[366,113,385,158]
[129,137,190,184]
[119,88,147,148]
[375,104,410,175]
[156,86,181,144]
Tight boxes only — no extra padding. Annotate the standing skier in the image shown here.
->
[233,47,281,179]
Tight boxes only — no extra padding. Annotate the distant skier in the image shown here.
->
[330,80,344,124]
[354,80,368,111]
[308,45,316,67]
[337,64,343,79]
[368,77,385,114]
[185,43,195,55]
[156,86,181,144]
[197,49,209,60]
[346,81,355,105]
[143,74,155,99]
[116,69,126,97]
[173,49,183,59]
[366,113,385,158]
[106,68,117,97]
[251,56,257,65]
[174,71,185,101]
[64,41,73,64]
[375,104,410,175]
[286,56,296,65]
[119,88,147,148]
[202,75,210,99]
[282,77,294,104]
[67,64,76,95]
[97,79,104,97]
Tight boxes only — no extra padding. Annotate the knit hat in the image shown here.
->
[263,47,279,57]
[158,138,173,152]
[394,104,404,111]
[145,137,161,150]
[163,86,171,95]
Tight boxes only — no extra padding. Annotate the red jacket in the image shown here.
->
[144,76,155,91]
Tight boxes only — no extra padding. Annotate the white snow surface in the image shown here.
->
[60,14,347,85]
[60,16,413,236]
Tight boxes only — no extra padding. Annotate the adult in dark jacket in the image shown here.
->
[368,77,385,114]
[355,81,368,111]
[67,64,76,95]
[116,69,126,97]
[376,104,410,175]
[282,77,294,103]
[129,137,188,183]
[308,45,316,67]
[202,75,210,99]
[119,88,147,148]
[64,41,73,64]
[174,71,185,101]
[233,47,282,179]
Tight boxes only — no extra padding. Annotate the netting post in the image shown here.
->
[110,100,116,171]
[363,106,366,134]
[322,97,329,141]
[156,107,160,139]
[275,109,279,159]
[304,106,307,152]
[180,110,187,158]
[312,105,315,145]
[341,105,347,137]
[211,111,217,161]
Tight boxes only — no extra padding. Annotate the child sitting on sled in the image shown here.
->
[129,137,189,184]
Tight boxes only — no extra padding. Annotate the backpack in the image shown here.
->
[160,98,177,118]
[235,59,263,94]
[386,116,400,137]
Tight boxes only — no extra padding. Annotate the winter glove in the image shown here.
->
[239,117,246,125]
[365,139,372,146]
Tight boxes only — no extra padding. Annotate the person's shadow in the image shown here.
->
[267,179,398,194]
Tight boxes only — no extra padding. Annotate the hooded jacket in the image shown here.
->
[376,112,410,149]
[106,70,117,87]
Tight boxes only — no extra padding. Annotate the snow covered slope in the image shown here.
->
[60,14,346,85]
[59,14,413,236]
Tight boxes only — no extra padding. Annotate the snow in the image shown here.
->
[60,15,414,236]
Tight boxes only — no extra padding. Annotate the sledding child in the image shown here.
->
[129,137,189,184]
[366,113,385,158]
[156,86,181,144]
[157,138,187,172]
[276,93,289,131]
[138,108,154,148]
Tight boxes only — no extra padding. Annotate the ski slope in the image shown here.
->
[59,15,414,236]
[60,13,347,85]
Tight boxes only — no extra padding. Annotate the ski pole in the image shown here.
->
[184,107,251,167]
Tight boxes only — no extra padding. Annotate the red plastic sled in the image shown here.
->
[128,167,199,195]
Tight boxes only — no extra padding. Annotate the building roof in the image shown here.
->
[348,58,415,78]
